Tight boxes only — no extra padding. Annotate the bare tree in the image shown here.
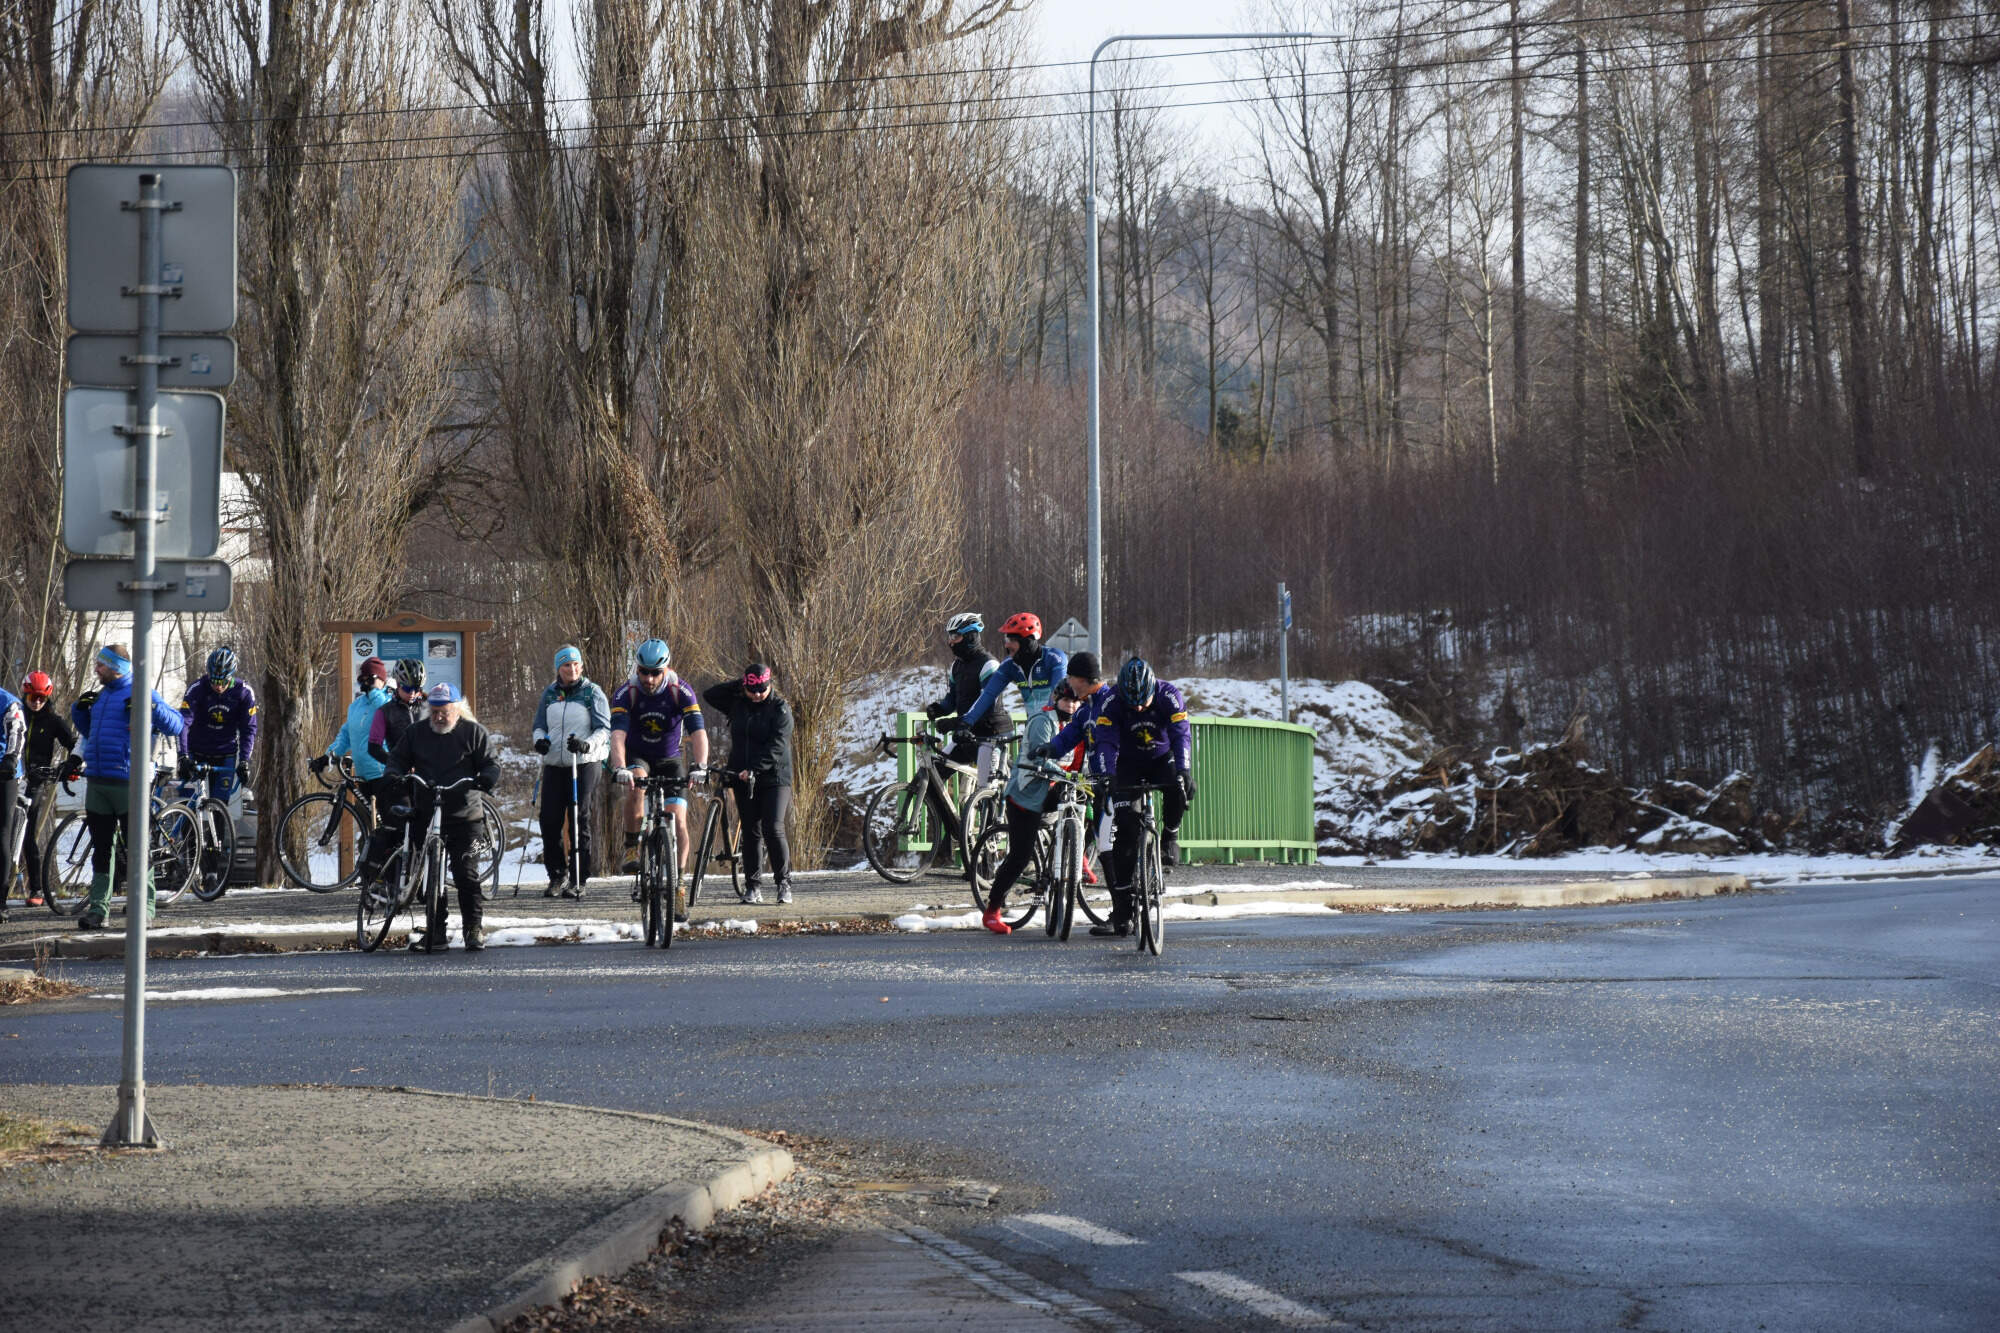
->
[174,0,472,878]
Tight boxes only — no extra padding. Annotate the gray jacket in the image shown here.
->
[1003,706,1065,812]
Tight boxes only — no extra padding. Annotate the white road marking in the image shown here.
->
[1175,1270,1344,1327]
[1012,1213,1144,1246]
[889,1219,1144,1331]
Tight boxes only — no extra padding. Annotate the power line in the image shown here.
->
[0,14,1943,182]
[0,0,1952,144]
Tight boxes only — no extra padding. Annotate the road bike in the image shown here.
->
[1110,780,1172,956]
[164,757,240,902]
[632,766,691,949]
[686,768,753,909]
[967,765,1104,937]
[5,766,62,912]
[861,727,1014,884]
[278,757,374,891]
[356,773,478,953]
[40,767,199,914]
[954,732,1023,877]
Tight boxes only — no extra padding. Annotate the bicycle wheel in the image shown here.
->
[640,821,664,948]
[958,786,1003,871]
[190,797,237,901]
[862,777,939,884]
[471,793,506,900]
[657,821,679,947]
[423,837,450,948]
[969,823,1044,929]
[1044,822,1071,939]
[41,813,91,917]
[150,802,198,906]
[356,860,399,952]
[278,790,371,892]
[1138,830,1163,956]
[686,802,717,910]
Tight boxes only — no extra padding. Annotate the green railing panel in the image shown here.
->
[888,710,1317,865]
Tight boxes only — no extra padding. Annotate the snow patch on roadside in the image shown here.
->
[91,986,363,1002]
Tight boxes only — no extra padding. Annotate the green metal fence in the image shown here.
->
[889,711,1317,865]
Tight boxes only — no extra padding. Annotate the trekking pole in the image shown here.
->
[568,742,581,895]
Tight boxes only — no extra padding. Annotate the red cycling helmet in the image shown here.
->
[20,670,53,702]
[1000,612,1043,641]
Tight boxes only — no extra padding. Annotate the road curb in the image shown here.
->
[349,1088,794,1333]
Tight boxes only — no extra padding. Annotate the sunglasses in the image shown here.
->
[744,681,771,693]
[637,667,665,679]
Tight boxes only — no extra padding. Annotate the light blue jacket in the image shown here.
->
[963,644,1068,731]
[1003,706,1066,812]
[326,686,392,781]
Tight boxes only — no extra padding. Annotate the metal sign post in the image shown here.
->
[63,163,237,1152]
[1279,582,1292,725]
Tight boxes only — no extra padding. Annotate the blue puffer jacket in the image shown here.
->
[326,686,392,781]
[73,673,186,783]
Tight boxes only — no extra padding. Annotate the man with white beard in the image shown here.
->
[376,682,500,952]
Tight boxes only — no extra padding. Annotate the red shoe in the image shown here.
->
[1082,861,1098,886]
[981,908,1011,936]
[24,894,45,907]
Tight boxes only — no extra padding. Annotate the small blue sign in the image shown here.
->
[1281,590,1293,631]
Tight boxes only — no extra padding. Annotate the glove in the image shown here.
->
[1028,743,1053,762]
[62,757,84,781]
[564,734,587,754]
[1180,771,1196,803]
[533,737,551,755]
[308,754,329,776]
[239,764,252,788]
[615,767,636,788]
[923,702,948,721]
[477,772,497,793]
[177,756,195,781]
[943,718,968,736]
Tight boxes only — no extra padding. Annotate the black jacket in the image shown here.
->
[25,705,81,770]
[929,641,1005,738]
[368,697,429,766]
[386,715,499,823]
[702,680,794,788]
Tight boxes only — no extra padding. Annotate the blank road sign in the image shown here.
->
[66,164,238,334]
[64,558,234,614]
[62,387,225,559]
[1047,617,1091,655]
[67,333,237,389]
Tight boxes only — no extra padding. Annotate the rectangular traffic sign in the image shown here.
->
[62,387,225,559]
[64,558,233,613]
[67,334,237,389]
[66,164,237,333]
[1281,589,1293,631]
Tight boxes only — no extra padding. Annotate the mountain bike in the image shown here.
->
[633,766,691,949]
[278,756,373,891]
[40,769,198,913]
[687,768,752,909]
[861,727,1013,884]
[356,773,478,953]
[1110,780,1171,956]
[164,757,240,902]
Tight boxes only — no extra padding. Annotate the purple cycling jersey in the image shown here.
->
[610,677,705,762]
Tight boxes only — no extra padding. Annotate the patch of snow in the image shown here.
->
[1159,901,1342,921]
[92,987,362,1002]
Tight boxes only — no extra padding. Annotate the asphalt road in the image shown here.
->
[6,876,1995,1331]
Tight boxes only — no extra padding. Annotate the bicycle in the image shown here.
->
[953,731,1022,873]
[278,757,374,891]
[687,768,753,909]
[1109,780,1172,956]
[355,773,478,953]
[5,765,62,911]
[632,766,691,949]
[967,765,1103,937]
[860,727,1013,884]
[40,767,199,913]
[163,757,240,903]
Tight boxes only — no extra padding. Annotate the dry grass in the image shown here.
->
[0,1112,97,1168]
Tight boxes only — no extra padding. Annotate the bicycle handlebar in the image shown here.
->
[403,774,480,793]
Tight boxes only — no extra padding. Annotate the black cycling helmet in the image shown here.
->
[1117,657,1156,708]
[393,657,426,691]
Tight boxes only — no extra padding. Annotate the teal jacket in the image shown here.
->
[1003,705,1066,812]
[326,686,392,781]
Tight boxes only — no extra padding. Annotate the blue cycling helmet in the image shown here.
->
[206,645,238,682]
[1117,657,1156,708]
[947,612,983,636]
[635,638,671,670]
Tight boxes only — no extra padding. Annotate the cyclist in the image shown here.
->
[14,672,82,911]
[954,612,1067,739]
[978,677,1087,936]
[918,613,1000,870]
[702,664,794,904]
[1035,656,1192,938]
[610,638,709,877]
[357,659,430,885]
[377,682,500,952]
[177,645,258,812]
[310,656,393,816]
[71,643,186,930]
[0,681,23,922]
[531,645,611,898]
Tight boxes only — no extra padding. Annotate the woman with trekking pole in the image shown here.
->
[530,645,610,899]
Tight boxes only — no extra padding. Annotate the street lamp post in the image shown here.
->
[1085,31,1312,662]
